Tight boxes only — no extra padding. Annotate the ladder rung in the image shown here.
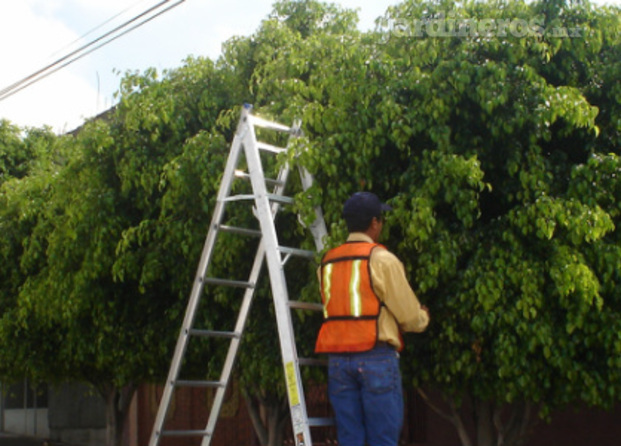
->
[189,329,240,339]
[257,141,287,154]
[203,277,255,288]
[221,193,256,202]
[288,301,323,312]
[298,357,328,367]
[160,429,211,437]
[249,115,293,133]
[267,194,294,205]
[278,246,315,259]
[234,170,285,187]
[218,225,261,237]
[175,380,225,388]
[308,417,335,427]
[221,193,294,205]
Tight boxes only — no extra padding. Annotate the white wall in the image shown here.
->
[2,408,50,438]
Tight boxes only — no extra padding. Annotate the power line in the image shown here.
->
[49,0,155,59]
[0,0,182,100]
[0,0,186,103]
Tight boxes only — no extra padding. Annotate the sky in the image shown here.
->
[0,0,403,133]
[0,0,618,133]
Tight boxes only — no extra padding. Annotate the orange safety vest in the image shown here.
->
[315,241,384,353]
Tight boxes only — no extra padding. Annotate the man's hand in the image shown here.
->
[421,305,430,321]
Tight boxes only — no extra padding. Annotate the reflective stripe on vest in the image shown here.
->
[349,260,362,316]
[322,263,333,318]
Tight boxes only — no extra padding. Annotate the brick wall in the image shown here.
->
[135,383,621,446]
[135,383,427,446]
[136,381,256,446]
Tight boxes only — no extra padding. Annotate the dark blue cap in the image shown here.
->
[343,192,392,220]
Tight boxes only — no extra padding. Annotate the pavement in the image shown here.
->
[0,433,51,446]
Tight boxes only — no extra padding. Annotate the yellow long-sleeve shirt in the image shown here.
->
[319,232,429,350]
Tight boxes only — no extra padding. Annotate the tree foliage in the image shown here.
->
[1,1,621,446]
[236,1,621,445]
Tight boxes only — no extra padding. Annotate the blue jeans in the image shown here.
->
[328,344,404,446]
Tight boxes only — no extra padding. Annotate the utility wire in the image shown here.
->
[0,0,177,99]
[0,0,186,102]
[49,0,155,59]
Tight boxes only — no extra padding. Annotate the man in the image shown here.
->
[315,191,430,446]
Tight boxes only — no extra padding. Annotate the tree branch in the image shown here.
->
[244,393,268,446]
[474,399,494,446]
[516,403,534,446]
[416,388,454,423]
[119,382,137,414]
[504,402,537,446]
[417,389,473,446]
[493,404,506,446]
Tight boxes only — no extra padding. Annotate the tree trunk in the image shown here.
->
[418,389,537,446]
[417,388,473,446]
[244,389,290,446]
[475,399,494,446]
[97,382,137,446]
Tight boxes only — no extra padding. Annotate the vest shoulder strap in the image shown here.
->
[321,241,385,265]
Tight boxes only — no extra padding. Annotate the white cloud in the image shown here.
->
[0,70,98,133]
[0,1,101,131]
[2,0,618,133]
[0,0,277,132]
[0,3,76,77]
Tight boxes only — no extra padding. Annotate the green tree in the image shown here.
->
[262,1,621,445]
[0,57,240,446]
[0,123,69,383]
[3,2,620,446]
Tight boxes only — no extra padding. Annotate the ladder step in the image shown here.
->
[218,225,261,237]
[189,329,240,339]
[267,194,295,205]
[203,277,255,288]
[288,301,323,312]
[221,193,294,205]
[160,429,211,437]
[249,115,293,133]
[234,170,284,187]
[308,417,335,427]
[221,193,256,203]
[257,141,287,154]
[278,246,315,259]
[298,357,328,367]
[175,380,225,388]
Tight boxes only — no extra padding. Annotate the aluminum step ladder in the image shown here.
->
[149,105,329,446]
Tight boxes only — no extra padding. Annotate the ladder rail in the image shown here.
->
[149,115,249,446]
[298,165,328,252]
[201,238,268,446]
[243,119,314,445]
[201,131,296,442]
